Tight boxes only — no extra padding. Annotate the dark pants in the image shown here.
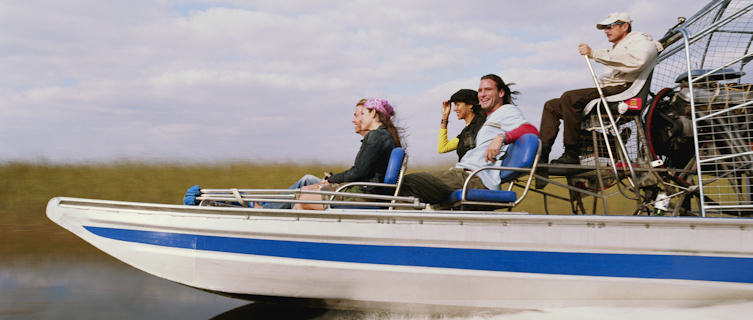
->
[540,85,629,146]
[399,168,486,205]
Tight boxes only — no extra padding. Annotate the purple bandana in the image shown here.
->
[363,98,394,120]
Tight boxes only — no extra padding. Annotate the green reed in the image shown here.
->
[0,162,644,259]
[0,161,643,224]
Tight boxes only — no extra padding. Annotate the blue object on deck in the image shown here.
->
[448,189,517,203]
[183,185,201,205]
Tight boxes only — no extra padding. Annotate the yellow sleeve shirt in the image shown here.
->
[437,128,459,153]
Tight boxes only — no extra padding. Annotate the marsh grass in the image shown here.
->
[0,161,348,221]
[0,161,643,221]
[0,161,340,258]
[0,161,641,258]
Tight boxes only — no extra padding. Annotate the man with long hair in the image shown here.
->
[399,74,538,205]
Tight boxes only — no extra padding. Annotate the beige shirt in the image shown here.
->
[591,31,663,87]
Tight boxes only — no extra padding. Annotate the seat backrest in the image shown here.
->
[384,147,405,185]
[499,134,539,183]
[604,59,656,103]
[636,70,653,101]
[583,58,657,115]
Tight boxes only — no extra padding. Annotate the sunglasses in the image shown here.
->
[603,21,625,29]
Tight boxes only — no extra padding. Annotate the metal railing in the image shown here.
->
[651,0,753,216]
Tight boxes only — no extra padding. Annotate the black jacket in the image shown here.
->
[328,126,396,184]
[455,113,486,160]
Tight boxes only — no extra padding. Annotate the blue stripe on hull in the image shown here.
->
[84,226,753,284]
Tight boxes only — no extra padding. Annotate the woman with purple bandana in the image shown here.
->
[293,98,404,210]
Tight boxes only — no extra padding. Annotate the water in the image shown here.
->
[0,260,242,319]
[2,223,752,319]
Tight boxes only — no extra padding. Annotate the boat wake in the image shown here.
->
[210,301,753,320]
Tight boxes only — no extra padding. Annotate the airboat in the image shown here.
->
[47,0,753,311]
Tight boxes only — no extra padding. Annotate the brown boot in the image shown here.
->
[551,145,580,165]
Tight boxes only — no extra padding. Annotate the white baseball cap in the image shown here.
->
[596,12,632,29]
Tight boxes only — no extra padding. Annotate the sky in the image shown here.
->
[0,0,712,165]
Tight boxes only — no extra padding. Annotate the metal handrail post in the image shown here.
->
[676,27,707,217]
[584,56,639,189]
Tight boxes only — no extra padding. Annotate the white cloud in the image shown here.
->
[0,0,711,165]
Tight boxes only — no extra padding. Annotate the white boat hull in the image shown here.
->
[46,197,753,310]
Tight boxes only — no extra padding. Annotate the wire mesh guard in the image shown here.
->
[650,0,753,216]
[578,115,642,191]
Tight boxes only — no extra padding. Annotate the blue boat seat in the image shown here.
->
[447,133,540,209]
[329,147,408,209]
[383,147,404,185]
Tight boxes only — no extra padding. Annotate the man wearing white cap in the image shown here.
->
[536,12,662,188]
